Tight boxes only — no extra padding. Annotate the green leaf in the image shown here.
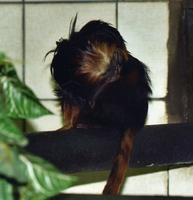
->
[0,143,27,183]
[0,178,13,200]
[0,95,28,147]
[19,153,77,199]
[18,184,44,200]
[0,61,52,119]
[0,52,5,62]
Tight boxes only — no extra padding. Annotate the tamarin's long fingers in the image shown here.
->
[103,129,135,195]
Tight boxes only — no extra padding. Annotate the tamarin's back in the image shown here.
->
[49,16,151,194]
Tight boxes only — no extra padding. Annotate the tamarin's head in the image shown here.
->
[49,16,129,89]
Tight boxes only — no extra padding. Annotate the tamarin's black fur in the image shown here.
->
[48,16,152,195]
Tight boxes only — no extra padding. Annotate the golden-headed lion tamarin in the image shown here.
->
[48,16,151,195]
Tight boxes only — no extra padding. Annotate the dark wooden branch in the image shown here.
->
[49,194,193,200]
[25,123,193,173]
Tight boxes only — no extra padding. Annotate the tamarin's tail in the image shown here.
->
[103,129,135,195]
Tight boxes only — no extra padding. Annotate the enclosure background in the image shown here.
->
[0,0,192,197]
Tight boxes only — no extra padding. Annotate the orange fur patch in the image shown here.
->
[76,42,128,85]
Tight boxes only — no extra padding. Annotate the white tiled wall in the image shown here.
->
[0,1,191,197]
[63,167,168,196]
[118,2,169,99]
[169,166,193,196]
[0,4,23,79]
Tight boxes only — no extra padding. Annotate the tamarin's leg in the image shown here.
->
[57,103,80,130]
[103,129,135,195]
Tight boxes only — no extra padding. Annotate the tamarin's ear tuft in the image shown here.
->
[69,13,78,39]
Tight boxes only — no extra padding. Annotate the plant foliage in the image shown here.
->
[0,55,52,119]
[0,53,77,200]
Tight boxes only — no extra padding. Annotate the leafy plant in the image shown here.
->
[0,53,77,200]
